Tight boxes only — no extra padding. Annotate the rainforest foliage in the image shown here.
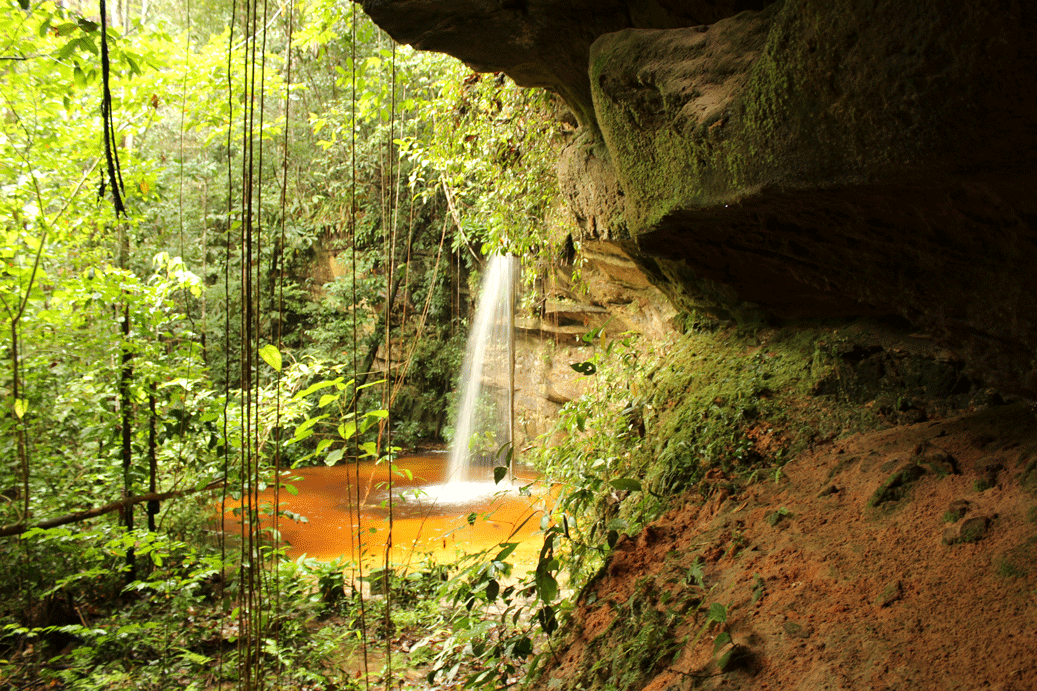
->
[0,0,868,689]
[0,0,574,686]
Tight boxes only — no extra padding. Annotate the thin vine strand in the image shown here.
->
[349,5,371,686]
[273,0,294,686]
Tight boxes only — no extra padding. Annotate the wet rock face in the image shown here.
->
[359,0,1037,395]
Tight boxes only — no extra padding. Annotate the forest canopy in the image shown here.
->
[1,0,574,686]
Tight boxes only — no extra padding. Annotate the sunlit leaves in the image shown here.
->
[259,344,282,372]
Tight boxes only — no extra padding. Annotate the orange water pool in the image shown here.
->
[223,454,547,570]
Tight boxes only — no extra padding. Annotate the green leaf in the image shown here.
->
[494,543,518,562]
[486,579,499,602]
[258,344,282,372]
[325,449,344,466]
[708,602,727,624]
[13,399,27,419]
[513,636,533,658]
[570,361,597,375]
[494,465,508,484]
[292,378,344,401]
[713,631,731,653]
[359,441,377,457]
[537,604,558,635]
[609,478,642,492]
[318,393,339,407]
[338,421,357,440]
[534,566,557,603]
[581,327,602,344]
[293,415,326,439]
[717,646,736,671]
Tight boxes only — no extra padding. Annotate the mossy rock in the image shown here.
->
[917,449,959,477]
[874,580,903,608]
[943,499,970,523]
[943,516,990,546]
[869,462,926,507]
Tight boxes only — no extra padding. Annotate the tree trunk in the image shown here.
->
[0,479,227,538]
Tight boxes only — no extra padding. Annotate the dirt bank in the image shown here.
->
[534,401,1037,690]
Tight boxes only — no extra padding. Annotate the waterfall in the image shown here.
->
[447,254,517,485]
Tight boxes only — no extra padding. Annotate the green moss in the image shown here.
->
[766,507,792,526]
[631,324,886,497]
[1022,457,1037,495]
[868,463,926,507]
[588,7,780,233]
[750,573,766,604]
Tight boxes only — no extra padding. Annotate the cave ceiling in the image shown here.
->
[358,0,1037,396]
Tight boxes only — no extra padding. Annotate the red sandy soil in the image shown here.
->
[536,401,1037,691]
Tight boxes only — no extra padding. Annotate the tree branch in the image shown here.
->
[0,478,226,538]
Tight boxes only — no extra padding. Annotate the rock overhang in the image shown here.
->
[358,0,1037,395]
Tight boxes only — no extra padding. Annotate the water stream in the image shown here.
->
[446,254,518,484]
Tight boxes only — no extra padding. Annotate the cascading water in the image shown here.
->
[446,254,518,487]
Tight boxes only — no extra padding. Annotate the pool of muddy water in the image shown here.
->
[226,453,547,570]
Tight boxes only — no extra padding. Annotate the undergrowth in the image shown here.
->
[516,320,893,689]
[528,322,882,589]
[0,322,901,690]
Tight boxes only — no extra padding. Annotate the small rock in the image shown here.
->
[943,515,991,545]
[875,580,903,607]
[898,407,927,425]
[982,388,1006,407]
[944,499,970,523]
[817,484,840,497]
[869,462,926,507]
[959,516,990,543]
[880,453,911,473]
[916,449,959,476]
[975,457,1003,491]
